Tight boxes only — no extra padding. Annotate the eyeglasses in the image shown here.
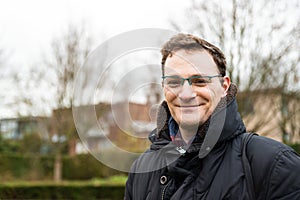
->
[162,74,222,89]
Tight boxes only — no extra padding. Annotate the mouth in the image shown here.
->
[174,104,204,113]
[175,105,201,114]
[175,103,204,108]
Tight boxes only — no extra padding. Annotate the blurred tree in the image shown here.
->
[0,44,12,117]
[171,0,300,142]
[0,35,52,118]
[47,24,92,109]
[19,132,43,154]
[279,92,300,144]
[10,68,52,117]
[44,24,93,182]
[0,134,20,153]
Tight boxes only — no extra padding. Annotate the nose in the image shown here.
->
[178,81,196,101]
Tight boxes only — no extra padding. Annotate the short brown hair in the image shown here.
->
[161,33,226,76]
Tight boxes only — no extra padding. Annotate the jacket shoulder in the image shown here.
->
[245,134,300,199]
[246,134,295,161]
[245,134,295,179]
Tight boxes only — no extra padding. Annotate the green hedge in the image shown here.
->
[289,143,300,154]
[62,154,123,180]
[0,153,125,181]
[0,184,125,199]
[0,153,54,180]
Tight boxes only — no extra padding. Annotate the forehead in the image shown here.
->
[164,50,219,75]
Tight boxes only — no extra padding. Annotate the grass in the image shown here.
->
[0,175,127,199]
[0,175,128,187]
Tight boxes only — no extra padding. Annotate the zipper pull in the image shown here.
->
[176,146,186,155]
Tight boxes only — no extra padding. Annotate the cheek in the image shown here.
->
[164,89,177,102]
[193,87,214,103]
[204,85,225,104]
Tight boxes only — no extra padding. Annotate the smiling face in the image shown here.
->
[163,50,230,130]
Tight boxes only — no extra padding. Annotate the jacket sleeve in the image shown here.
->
[124,157,140,200]
[124,172,134,200]
[265,149,300,199]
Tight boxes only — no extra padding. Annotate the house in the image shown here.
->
[50,101,157,154]
[0,116,51,154]
[237,89,300,143]
[0,117,49,140]
[84,101,157,153]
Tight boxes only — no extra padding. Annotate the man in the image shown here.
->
[125,33,300,199]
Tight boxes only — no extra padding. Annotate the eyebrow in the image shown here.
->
[164,73,209,77]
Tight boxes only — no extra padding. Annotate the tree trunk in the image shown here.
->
[54,153,62,182]
[68,138,77,156]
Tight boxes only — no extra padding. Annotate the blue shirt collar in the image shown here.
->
[168,116,179,138]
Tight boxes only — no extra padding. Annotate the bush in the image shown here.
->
[0,154,54,181]
[0,153,125,181]
[0,136,21,153]
[289,143,300,154]
[62,154,124,180]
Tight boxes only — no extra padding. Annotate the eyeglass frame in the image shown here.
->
[162,74,223,88]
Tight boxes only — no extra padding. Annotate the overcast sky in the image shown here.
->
[0,0,188,68]
[0,0,190,118]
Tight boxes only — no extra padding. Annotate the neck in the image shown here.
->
[179,126,198,144]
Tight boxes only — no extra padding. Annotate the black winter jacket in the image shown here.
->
[125,85,300,200]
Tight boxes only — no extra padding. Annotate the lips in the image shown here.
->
[175,103,204,108]
[174,104,202,113]
[179,105,199,107]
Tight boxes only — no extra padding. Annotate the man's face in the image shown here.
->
[163,50,230,129]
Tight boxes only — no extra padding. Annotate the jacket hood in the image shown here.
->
[150,83,246,158]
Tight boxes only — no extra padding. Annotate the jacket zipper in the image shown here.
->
[161,181,171,200]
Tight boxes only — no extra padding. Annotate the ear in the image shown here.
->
[221,76,231,97]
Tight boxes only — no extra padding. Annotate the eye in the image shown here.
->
[191,77,209,86]
[165,78,181,88]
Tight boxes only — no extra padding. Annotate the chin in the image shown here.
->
[176,117,204,129]
[174,111,208,126]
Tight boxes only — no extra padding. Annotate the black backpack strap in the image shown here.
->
[241,133,257,200]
